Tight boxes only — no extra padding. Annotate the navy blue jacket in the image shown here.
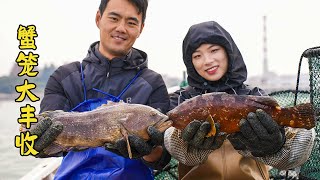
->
[40,41,170,113]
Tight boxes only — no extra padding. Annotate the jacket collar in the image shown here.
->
[83,41,148,73]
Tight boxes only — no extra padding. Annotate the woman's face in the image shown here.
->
[192,44,228,81]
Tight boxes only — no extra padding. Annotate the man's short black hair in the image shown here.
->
[99,0,148,24]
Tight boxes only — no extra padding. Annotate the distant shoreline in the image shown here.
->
[0,93,16,101]
[0,92,44,101]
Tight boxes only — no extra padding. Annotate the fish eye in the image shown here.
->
[150,111,157,116]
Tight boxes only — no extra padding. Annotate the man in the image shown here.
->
[30,0,171,179]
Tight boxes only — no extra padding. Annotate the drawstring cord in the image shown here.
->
[224,78,238,95]
[201,82,208,95]
[178,91,182,105]
[80,63,87,101]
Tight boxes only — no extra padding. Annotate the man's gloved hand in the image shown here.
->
[105,126,164,159]
[228,109,286,157]
[26,116,63,158]
[181,120,227,150]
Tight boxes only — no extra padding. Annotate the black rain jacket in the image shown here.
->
[170,21,266,109]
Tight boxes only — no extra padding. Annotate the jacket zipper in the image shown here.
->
[103,61,112,91]
[106,61,111,78]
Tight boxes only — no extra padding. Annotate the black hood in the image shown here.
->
[183,21,247,92]
[83,41,148,71]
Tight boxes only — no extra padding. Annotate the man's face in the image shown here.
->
[192,44,228,82]
[96,0,144,59]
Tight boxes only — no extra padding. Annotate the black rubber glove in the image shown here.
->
[228,109,286,157]
[27,116,63,158]
[105,126,164,159]
[181,120,227,150]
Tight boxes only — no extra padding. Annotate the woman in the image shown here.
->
[164,21,315,180]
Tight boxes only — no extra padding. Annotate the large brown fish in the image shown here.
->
[21,102,172,158]
[168,92,315,134]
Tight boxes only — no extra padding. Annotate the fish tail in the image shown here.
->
[280,103,315,129]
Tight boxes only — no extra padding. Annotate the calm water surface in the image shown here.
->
[0,100,45,180]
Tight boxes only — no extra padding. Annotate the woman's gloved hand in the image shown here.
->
[181,120,227,150]
[105,126,164,159]
[228,109,286,157]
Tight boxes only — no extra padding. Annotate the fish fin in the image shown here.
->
[119,100,125,103]
[72,146,89,151]
[110,101,120,105]
[43,143,63,156]
[101,101,118,106]
[205,114,216,137]
[202,92,227,97]
[99,102,120,110]
[211,92,227,95]
[249,96,280,108]
[120,127,132,159]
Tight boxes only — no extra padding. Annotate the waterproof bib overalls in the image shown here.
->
[54,64,153,180]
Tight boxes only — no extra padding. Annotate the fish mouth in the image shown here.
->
[153,115,169,127]
[161,115,169,122]
[154,115,172,133]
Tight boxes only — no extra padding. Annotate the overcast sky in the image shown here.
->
[1,0,319,79]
